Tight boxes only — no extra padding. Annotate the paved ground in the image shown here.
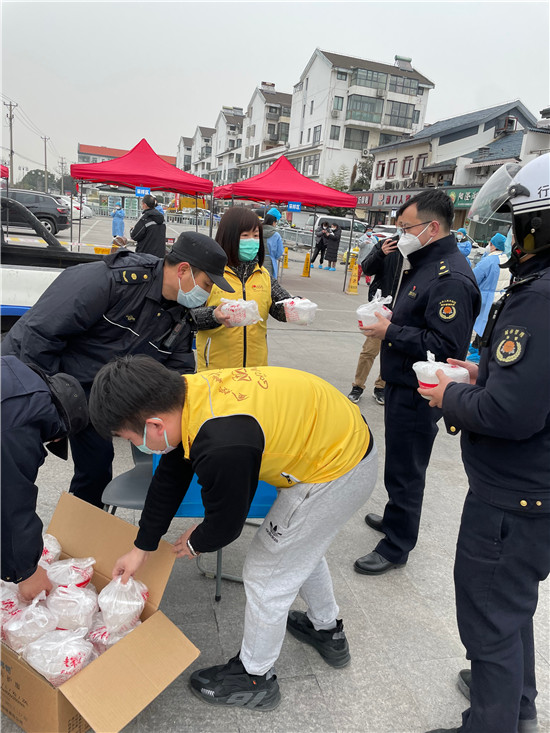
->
[2,253,549,733]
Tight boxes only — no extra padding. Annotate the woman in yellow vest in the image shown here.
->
[194,207,293,370]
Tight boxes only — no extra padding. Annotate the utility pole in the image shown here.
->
[41,136,50,192]
[58,157,66,193]
[3,101,18,185]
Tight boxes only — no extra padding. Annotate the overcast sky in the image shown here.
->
[2,1,548,179]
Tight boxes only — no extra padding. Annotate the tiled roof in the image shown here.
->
[526,126,550,134]
[467,130,524,162]
[180,137,193,147]
[320,50,434,87]
[223,113,245,127]
[260,90,292,106]
[78,144,176,165]
[198,126,216,137]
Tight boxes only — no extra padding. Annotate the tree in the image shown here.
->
[15,168,78,195]
[323,165,355,216]
[350,159,373,191]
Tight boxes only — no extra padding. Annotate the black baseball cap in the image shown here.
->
[169,231,234,292]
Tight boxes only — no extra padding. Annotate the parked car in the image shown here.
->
[58,196,93,220]
[2,189,70,235]
[372,224,398,240]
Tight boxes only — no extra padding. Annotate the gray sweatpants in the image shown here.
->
[240,445,378,675]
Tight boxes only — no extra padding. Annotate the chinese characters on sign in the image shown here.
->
[135,187,151,197]
[287,202,302,212]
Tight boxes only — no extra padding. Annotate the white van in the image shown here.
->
[305,214,367,251]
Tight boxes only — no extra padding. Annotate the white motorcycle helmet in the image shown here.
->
[468,153,550,258]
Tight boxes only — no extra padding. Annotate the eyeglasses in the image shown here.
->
[398,221,432,233]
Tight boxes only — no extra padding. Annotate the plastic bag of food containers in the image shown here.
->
[412,351,470,398]
[46,584,98,631]
[219,298,263,327]
[1,581,28,642]
[4,592,58,653]
[87,611,141,655]
[276,297,318,325]
[98,576,149,633]
[356,290,393,328]
[47,556,95,588]
[38,533,62,567]
[23,628,94,687]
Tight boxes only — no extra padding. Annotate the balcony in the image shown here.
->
[266,112,280,121]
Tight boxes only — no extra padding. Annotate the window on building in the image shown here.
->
[337,71,348,81]
[330,125,340,141]
[268,106,278,113]
[282,106,291,116]
[350,68,387,91]
[303,154,320,176]
[91,157,97,163]
[388,75,419,95]
[416,153,428,170]
[300,131,304,144]
[310,100,314,114]
[413,109,420,124]
[344,128,370,150]
[385,101,415,128]
[291,158,302,173]
[387,159,398,178]
[278,122,289,142]
[236,153,241,163]
[236,138,242,148]
[402,156,414,176]
[346,94,383,123]
[267,123,276,134]
[312,125,322,144]
[307,128,311,142]
[379,133,402,145]
[254,144,260,158]
[204,138,211,144]
[333,96,344,111]
[302,105,306,118]
[376,161,386,178]
[229,139,235,148]
[206,162,211,171]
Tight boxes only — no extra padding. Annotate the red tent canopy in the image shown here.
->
[214,155,357,208]
[70,138,213,194]
[1,165,9,179]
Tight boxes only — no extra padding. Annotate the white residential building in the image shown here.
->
[286,49,434,186]
[190,126,215,178]
[176,137,193,171]
[212,107,245,185]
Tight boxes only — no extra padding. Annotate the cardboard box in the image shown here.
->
[1,493,200,733]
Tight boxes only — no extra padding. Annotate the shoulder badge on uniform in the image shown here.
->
[494,326,530,366]
[438,299,457,321]
[438,259,450,277]
[117,268,152,285]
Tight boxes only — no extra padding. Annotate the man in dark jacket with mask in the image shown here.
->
[2,232,234,509]
[354,189,480,575]
[1,355,88,600]
[130,194,167,258]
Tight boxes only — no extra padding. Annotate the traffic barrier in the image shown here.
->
[346,257,359,295]
[283,246,289,269]
[301,252,311,277]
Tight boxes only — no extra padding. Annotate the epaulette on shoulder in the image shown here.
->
[437,259,451,277]
[113,267,153,285]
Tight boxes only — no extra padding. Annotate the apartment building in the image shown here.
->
[190,126,215,177]
[212,107,245,185]
[286,49,434,185]
[77,144,176,165]
[176,137,193,171]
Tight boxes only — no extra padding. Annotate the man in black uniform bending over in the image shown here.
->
[2,232,234,508]
[424,154,550,733]
[354,189,480,575]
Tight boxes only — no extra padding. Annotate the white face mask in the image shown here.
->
[397,223,433,262]
[484,243,492,253]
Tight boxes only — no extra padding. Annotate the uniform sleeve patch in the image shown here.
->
[494,326,530,366]
[438,299,457,321]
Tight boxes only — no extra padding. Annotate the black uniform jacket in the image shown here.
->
[381,234,481,388]
[2,250,196,386]
[361,240,402,300]
[130,207,166,259]
[1,356,65,583]
[443,255,550,512]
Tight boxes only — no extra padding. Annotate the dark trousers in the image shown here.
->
[375,382,439,564]
[311,244,326,264]
[69,421,114,508]
[455,492,550,733]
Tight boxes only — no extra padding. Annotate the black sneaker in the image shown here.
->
[286,611,350,668]
[348,385,364,403]
[373,387,385,405]
[189,653,281,710]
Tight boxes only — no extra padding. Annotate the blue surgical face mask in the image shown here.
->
[136,419,176,455]
[177,268,210,308]
[238,238,260,261]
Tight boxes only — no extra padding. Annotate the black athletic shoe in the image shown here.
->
[189,653,281,710]
[348,385,364,403]
[373,387,385,405]
[286,611,350,668]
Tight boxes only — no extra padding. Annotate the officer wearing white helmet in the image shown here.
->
[422,153,550,733]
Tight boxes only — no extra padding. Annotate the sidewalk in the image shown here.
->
[3,254,548,733]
